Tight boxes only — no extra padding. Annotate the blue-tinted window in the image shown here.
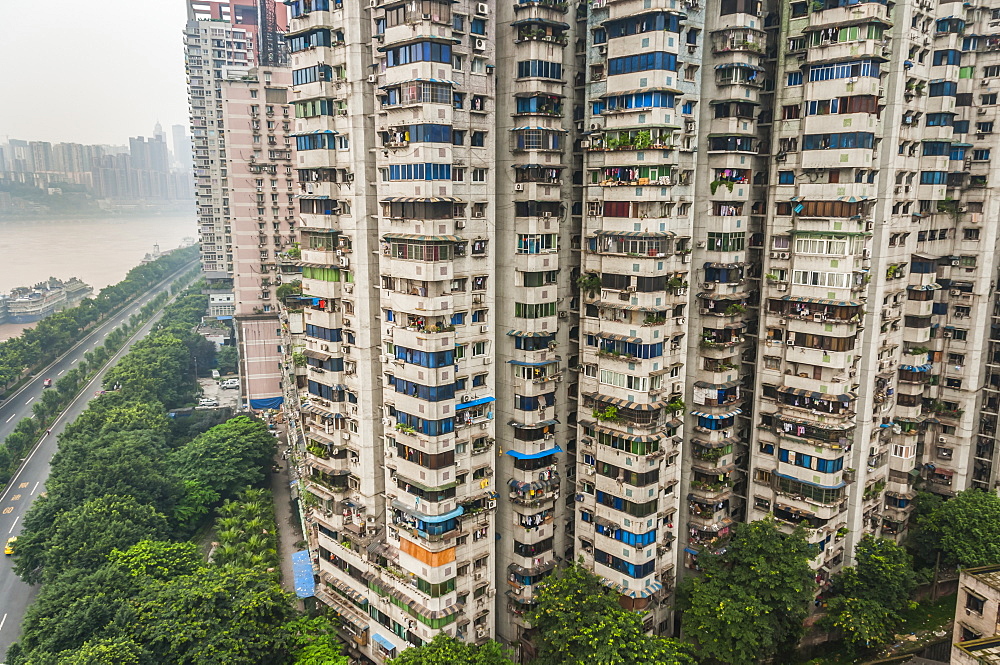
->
[608,52,678,75]
[385,41,452,67]
[801,132,875,150]
[305,324,342,342]
[922,141,950,156]
[778,171,795,184]
[932,49,962,66]
[516,60,563,79]
[926,113,955,126]
[787,72,803,86]
[919,171,947,184]
[929,81,958,96]
[394,345,455,367]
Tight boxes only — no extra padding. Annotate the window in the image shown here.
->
[384,41,453,67]
[471,57,485,74]
[706,232,745,251]
[928,81,958,97]
[973,149,991,160]
[782,104,801,120]
[807,60,881,82]
[965,592,986,615]
[778,171,795,184]
[919,171,947,185]
[926,113,955,127]
[470,17,486,34]
[516,60,562,79]
[983,94,998,105]
[472,168,487,182]
[802,132,876,150]
[515,302,557,318]
[471,131,486,147]
[608,52,679,75]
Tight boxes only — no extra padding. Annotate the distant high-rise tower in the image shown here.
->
[170,124,192,171]
[153,121,167,144]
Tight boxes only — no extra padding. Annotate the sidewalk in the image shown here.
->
[270,430,304,600]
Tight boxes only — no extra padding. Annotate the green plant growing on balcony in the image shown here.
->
[886,264,900,279]
[285,244,302,259]
[634,130,653,150]
[906,346,930,355]
[395,423,416,434]
[643,314,667,325]
[836,526,850,538]
[577,273,602,296]
[292,351,306,367]
[666,277,688,289]
[709,179,736,195]
[276,279,302,303]
[592,405,621,422]
[725,303,746,315]
[307,443,329,459]
[665,398,685,413]
[764,273,780,281]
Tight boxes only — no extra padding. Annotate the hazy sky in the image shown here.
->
[0,1,189,147]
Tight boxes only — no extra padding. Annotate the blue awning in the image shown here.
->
[715,62,764,71]
[900,363,933,372]
[511,125,569,132]
[372,634,397,652]
[684,547,699,555]
[250,396,284,410]
[505,445,563,460]
[690,409,742,419]
[296,194,330,200]
[291,550,315,599]
[775,472,846,490]
[457,396,496,410]
[392,500,464,524]
[507,359,559,367]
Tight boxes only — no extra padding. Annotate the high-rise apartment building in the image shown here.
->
[184,0,295,408]
[274,0,1000,662]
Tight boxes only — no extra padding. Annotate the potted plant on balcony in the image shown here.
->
[395,423,416,434]
[592,405,622,422]
[577,273,602,297]
[710,179,736,195]
[665,397,685,414]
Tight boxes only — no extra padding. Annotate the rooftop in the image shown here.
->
[966,564,1000,592]
[956,635,1000,664]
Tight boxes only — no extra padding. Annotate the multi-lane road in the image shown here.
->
[0,264,195,658]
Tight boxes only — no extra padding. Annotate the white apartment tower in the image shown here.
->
[280,0,1000,661]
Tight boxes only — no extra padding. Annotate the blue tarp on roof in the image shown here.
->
[456,396,496,410]
[372,634,397,651]
[250,396,284,410]
[505,445,563,460]
[291,550,315,599]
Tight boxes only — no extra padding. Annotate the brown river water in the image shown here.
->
[0,214,197,341]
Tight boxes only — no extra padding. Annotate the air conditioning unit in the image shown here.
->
[474,39,486,51]
[979,108,989,115]
[558,311,568,319]
[455,220,466,229]
[514,184,524,191]
[543,211,552,217]
[474,211,485,218]
[939,435,948,443]
[476,2,488,14]
[951,260,960,266]
[343,319,353,328]
[367,74,377,83]
[944,331,953,338]
[321,344,330,351]
[339,256,349,267]
[481,325,489,333]
[950,289,962,296]
[779,252,790,259]
[369,0,377,7]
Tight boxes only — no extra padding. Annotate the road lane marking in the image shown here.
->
[9,495,20,501]
[0,613,7,632]
[8,515,18,533]
[18,483,28,489]
[31,482,39,495]
[25,398,33,405]
[2,507,11,515]
[71,358,78,364]
[58,370,65,376]
[5,414,15,423]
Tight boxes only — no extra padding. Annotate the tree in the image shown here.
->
[169,416,277,502]
[914,488,1000,567]
[217,345,239,374]
[824,596,899,653]
[389,633,514,665]
[823,536,917,653]
[35,494,169,582]
[682,518,815,665]
[527,562,696,665]
[284,615,350,665]
[129,565,296,664]
[57,637,150,665]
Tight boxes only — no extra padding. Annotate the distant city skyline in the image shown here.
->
[0,0,189,145]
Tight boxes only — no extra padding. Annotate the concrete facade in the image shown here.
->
[264,0,1000,661]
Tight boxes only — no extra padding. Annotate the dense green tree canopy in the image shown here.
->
[914,489,1000,567]
[170,416,277,501]
[682,518,815,665]
[527,562,696,665]
[390,633,515,665]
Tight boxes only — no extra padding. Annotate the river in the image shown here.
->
[0,214,197,341]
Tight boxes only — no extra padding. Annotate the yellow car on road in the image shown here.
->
[4,536,16,555]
